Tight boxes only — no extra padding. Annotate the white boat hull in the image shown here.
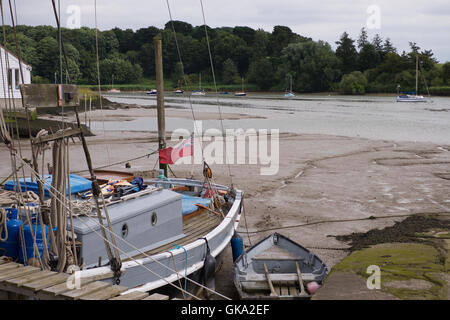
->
[397,95,426,102]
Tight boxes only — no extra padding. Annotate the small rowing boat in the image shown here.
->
[234,233,328,300]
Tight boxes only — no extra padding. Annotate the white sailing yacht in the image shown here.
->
[235,78,246,96]
[284,74,295,98]
[192,73,206,96]
[397,55,426,102]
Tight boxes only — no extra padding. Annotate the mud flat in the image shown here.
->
[40,105,264,123]
[1,128,450,300]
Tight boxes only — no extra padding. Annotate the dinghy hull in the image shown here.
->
[234,233,328,300]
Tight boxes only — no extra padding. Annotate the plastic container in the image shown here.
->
[18,223,49,264]
[0,209,22,260]
[231,232,244,262]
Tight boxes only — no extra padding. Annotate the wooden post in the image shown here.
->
[84,93,87,126]
[89,96,92,129]
[154,35,167,177]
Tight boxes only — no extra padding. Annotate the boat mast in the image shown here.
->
[290,74,293,93]
[415,54,418,95]
[154,35,167,177]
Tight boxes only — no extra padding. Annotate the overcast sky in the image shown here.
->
[7,0,450,62]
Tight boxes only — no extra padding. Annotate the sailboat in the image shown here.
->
[0,5,243,301]
[235,78,247,96]
[192,73,206,96]
[173,80,184,94]
[107,74,121,93]
[397,55,426,102]
[284,74,295,98]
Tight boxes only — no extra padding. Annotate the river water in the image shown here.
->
[99,93,450,145]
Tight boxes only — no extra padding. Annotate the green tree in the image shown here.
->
[442,62,450,85]
[212,32,248,76]
[233,26,256,46]
[112,27,135,53]
[335,32,358,75]
[100,57,142,84]
[338,71,368,95]
[164,21,193,36]
[394,70,415,89]
[248,57,275,90]
[280,40,340,92]
[252,29,269,60]
[172,61,184,86]
[358,43,380,71]
[135,26,160,48]
[35,36,59,81]
[138,43,155,77]
[382,38,396,55]
[269,26,295,56]
[357,27,368,49]
[222,58,239,84]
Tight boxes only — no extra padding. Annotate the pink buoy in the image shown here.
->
[306,281,321,295]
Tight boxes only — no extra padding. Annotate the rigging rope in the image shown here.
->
[418,59,433,102]
[165,0,205,164]
[93,0,111,165]
[199,0,234,188]
[50,0,122,273]
[2,0,46,269]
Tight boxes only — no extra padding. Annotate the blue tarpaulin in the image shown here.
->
[4,174,92,198]
[181,194,211,216]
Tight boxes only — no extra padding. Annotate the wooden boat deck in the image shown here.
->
[0,256,170,300]
[132,209,222,259]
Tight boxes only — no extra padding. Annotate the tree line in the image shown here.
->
[2,22,450,94]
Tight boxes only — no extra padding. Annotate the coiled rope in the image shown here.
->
[0,208,7,242]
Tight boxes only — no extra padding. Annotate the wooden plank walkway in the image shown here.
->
[0,256,169,300]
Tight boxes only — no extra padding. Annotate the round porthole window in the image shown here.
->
[121,224,129,238]
[151,212,157,226]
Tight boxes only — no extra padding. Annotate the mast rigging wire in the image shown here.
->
[199,0,234,187]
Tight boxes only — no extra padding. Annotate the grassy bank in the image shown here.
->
[331,214,450,299]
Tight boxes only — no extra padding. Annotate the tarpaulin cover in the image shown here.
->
[4,174,92,198]
[182,194,211,216]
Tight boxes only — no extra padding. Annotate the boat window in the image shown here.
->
[121,224,129,238]
[151,212,157,226]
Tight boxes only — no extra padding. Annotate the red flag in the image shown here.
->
[159,137,193,165]
[159,147,174,164]
[171,136,193,163]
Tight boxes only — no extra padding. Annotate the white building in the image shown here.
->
[0,45,32,107]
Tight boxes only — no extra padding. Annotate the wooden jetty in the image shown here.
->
[0,256,169,300]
